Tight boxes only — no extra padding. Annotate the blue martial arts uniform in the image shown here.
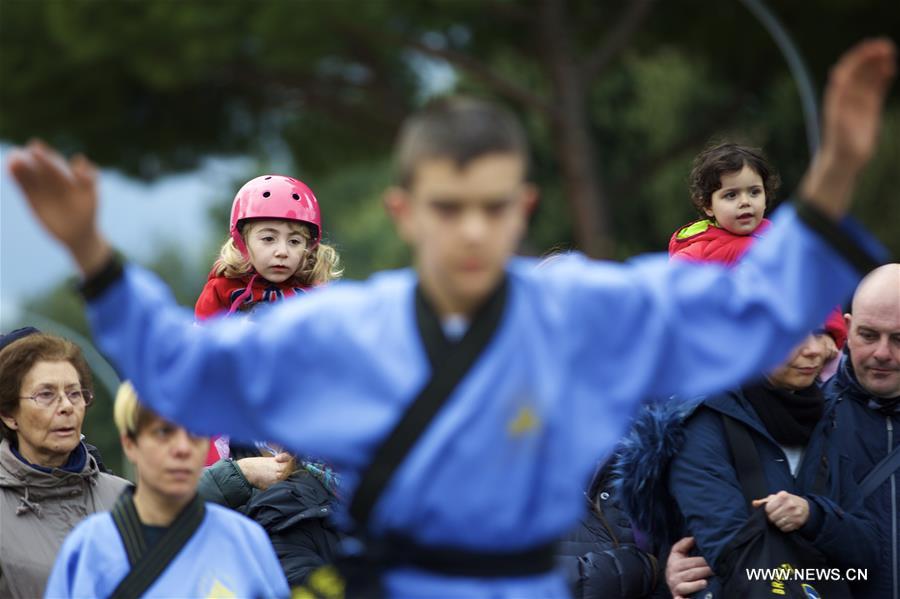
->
[44,502,288,598]
[83,205,880,598]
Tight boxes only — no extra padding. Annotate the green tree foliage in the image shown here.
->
[6,1,900,275]
[3,0,897,259]
[0,0,417,178]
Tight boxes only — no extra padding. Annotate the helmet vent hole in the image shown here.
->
[262,191,271,198]
[264,176,272,180]
[292,193,300,200]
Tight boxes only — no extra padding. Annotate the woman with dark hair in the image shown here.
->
[0,330,128,598]
[556,458,662,598]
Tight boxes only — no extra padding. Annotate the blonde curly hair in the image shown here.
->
[214,221,343,286]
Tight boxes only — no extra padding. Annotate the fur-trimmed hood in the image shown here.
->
[614,398,703,544]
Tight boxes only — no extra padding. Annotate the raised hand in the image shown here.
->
[7,140,111,275]
[822,38,897,171]
[801,38,896,220]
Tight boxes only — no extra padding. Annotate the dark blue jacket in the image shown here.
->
[826,355,900,599]
[197,460,342,586]
[557,462,661,598]
[619,390,878,599]
[243,470,341,586]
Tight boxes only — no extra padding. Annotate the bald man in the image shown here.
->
[826,263,900,599]
[666,266,900,599]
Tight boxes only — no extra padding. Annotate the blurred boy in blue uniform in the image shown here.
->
[11,39,896,598]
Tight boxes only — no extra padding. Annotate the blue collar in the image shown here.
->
[10,441,87,473]
[831,353,900,415]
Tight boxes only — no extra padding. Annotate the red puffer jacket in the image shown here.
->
[669,218,846,349]
[668,218,772,264]
[194,270,309,320]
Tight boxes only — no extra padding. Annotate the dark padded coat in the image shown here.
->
[826,355,900,599]
[197,459,341,585]
[557,462,661,598]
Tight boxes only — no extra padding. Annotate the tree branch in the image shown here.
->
[225,66,403,133]
[483,0,534,23]
[408,36,552,114]
[609,82,761,201]
[582,0,656,83]
[537,0,614,257]
[335,20,553,117]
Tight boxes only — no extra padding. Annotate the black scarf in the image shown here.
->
[743,381,825,446]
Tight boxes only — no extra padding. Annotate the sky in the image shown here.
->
[0,144,251,329]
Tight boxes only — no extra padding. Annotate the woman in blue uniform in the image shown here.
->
[45,382,288,598]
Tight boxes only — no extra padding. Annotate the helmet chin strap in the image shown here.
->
[228,272,260,314]
[234,234,250,261]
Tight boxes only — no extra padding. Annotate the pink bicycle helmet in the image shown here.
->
[229,175,322,258]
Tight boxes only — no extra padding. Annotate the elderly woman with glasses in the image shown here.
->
[0,329,128,599]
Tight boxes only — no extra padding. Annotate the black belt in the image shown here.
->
[366,535,559,578]
[318,536,559,599]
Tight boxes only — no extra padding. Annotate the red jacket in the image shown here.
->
[194,271,309,320]
[823,309,847,350]
[668,218,772,264]
[196,271,311,465]
[668,218,846,349]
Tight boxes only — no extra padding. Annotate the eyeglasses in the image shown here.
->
[20,388,94,408]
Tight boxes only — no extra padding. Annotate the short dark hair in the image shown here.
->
[394,96,529,189]
[0,333,94,440]
[689,142,781,217]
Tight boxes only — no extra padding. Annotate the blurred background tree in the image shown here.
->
[2,0,898,472]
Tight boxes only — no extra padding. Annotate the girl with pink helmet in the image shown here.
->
[194,175,342,319]
[195,175,343,466]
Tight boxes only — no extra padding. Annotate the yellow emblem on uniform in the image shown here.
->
[508,405,540,436]
[206,580,237,598]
